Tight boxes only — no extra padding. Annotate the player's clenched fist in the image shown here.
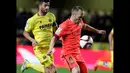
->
[97,30,106,34]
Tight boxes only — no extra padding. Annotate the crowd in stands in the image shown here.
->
[16,8,113,46]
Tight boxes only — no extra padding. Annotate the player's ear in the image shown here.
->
[82,11,85,16]
[72,11,75,16]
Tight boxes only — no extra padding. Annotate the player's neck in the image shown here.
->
[37,10,47,16]
[70,16,76,23]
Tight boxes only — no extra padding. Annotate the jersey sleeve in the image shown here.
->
[55,22,67,38]
[53,22,58,33]
[25,18,34,32]
[51,13,58,32]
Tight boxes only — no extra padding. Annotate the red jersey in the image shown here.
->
[55,19,85,56]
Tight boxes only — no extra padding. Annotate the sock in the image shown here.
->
[77,62,88,73]
[26,63,45,73]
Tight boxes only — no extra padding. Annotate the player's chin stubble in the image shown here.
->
[44,9,49,13]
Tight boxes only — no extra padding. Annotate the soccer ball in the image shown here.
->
[80,35,93,48]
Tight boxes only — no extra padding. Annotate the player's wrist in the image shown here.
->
[47,50,52,55]
[31,39,36,42]
[97,29,100,33]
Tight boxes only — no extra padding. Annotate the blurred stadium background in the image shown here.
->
[16,0,113,73]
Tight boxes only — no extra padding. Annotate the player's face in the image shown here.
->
[74,10,84,20]
[40,2,50,13]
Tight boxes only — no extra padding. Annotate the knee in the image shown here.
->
[48,64,57,73]
[76,68,80,73]
[41,55,53,67]
[72,66,80,73]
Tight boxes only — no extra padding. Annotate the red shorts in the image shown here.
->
[61,53,88,73]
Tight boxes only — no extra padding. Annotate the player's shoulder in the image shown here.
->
[47,12,56,21]
[59,19,69,27]
[63,19,71,25]
[47,12,54,15]
[29,13,38,19]
[47,12,56,17]
[27,14,37,22]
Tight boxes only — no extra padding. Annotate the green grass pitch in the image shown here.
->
[17,65,113,73]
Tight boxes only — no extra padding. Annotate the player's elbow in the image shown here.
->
[23,30,28,37]
[109,31,112,38]
[53,36,57,42]
[108,33,113,42]
[23,31,26,36]
[108,34,111,39]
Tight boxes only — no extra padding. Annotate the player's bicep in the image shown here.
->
[55,25,67,40]
[55,22,67,38]
[83,23,88,30]
[55,27,62,37]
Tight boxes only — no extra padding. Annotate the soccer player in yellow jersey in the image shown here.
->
[94,28,114,71]
[21,0,58,73]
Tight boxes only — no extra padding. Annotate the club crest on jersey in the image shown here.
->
[48,18,52,22]
[40,21,42,23]
[68,56,74,64]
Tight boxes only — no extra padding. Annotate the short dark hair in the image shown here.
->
[36,0,50,8]
[38,0,50,5]
[71,6,84,13]
[39,0,50,2]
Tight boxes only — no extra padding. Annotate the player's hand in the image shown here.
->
[97,30,106,34]
[47,50,52,56]
[32,40,39,47]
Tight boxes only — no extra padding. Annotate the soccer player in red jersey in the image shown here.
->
[47,6,106,73]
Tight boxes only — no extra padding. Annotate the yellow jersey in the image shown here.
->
[25,12,57,47]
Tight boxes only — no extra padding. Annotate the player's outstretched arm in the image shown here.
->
[47,23,66,55]
[47,36,57,55]
[23,30,38,46]
[108,29,114,50]
[47,27,62,55]
[83,23,106,34]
